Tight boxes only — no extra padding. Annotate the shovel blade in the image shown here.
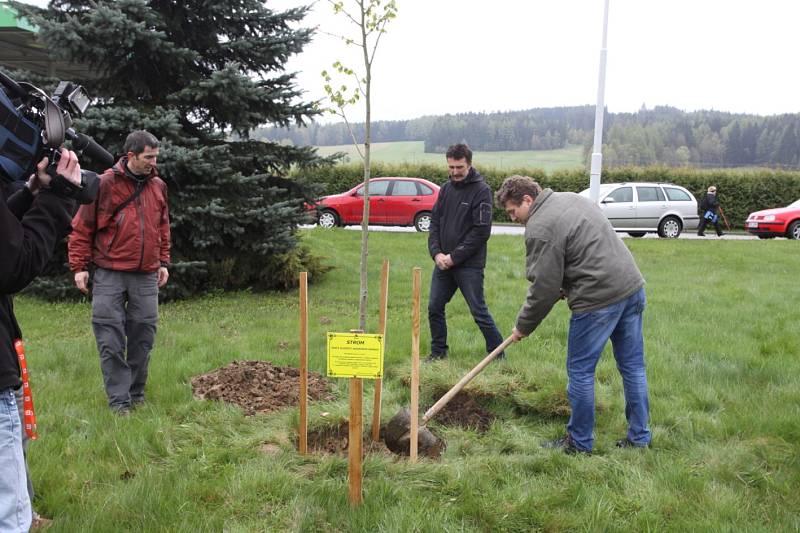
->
[384,408,445,458]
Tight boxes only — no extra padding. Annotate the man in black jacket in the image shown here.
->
[1,149,80,532]
[426,144,503,361]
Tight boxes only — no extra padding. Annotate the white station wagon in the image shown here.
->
[580,182,699,238]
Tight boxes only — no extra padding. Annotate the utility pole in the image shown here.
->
[589,0,610,202]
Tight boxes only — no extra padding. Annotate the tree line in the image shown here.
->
[257,106,800,168]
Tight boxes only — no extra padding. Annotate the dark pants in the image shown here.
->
[697,215,723,236]
[428,266,503,356]
[91,268,159,410]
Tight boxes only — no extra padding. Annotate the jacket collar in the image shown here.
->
[113,156,156,183]
[451,167,483,187]
[527,188,554,221]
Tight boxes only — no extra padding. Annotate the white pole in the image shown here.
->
[589,0,610,203]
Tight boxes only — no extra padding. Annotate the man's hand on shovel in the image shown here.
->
[511,327,528,342]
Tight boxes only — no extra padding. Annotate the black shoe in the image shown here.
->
[615,437,649,449]
[717,233,725,237]
[541,434,590,455]
[697,233,705,237]
[424,352,447,363]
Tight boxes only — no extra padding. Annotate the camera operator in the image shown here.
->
[1,149,82,532]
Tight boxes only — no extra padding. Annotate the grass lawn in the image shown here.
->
[14,228,800,531]
[313,140,585,172]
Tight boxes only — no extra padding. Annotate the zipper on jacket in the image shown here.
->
[136,185,146,271]
[106,213,125,254]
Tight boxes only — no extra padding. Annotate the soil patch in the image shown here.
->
[306,421,392,456]
[191,360,335,415]
[429,389,496,433]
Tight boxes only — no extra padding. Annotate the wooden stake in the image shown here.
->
[348,328,364,505]
[718,206,731,231]
[410,267,421,462]
[348,377,363,504]
[371,260,390,442]
[299,272,308,455]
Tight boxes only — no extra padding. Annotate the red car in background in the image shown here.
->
[310,177,440,232]
[744,199,800,239]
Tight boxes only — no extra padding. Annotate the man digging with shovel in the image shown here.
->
[496,176,651,455]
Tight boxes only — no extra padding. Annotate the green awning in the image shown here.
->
[0,3,95,79]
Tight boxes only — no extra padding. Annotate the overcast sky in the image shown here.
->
[22,0,800,121]
[272,0,800,122]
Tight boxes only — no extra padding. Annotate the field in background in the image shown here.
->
[314,140,585,171]
[13,230,800,531]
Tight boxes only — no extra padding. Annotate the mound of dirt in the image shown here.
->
[191,360,335,415]
[430,390,496,433]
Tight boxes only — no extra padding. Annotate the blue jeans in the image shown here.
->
[566,288,650,451]
[14,386,33,519]
[0,387,31,532]
[428,266,503,356]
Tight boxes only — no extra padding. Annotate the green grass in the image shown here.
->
[313,140,585,172]
[15,229,800,531]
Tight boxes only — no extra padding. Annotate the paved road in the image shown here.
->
[302,224,760,239]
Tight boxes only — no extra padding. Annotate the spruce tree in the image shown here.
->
[13,0,329,298]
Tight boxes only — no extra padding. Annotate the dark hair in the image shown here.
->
[445,143,472,165]
[123,130,160,155]
[495,175,543,207]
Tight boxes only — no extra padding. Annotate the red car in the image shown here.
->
[745,199,800,239]
[311,177,440,232]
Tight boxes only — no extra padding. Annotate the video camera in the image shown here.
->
[0,70,113,204]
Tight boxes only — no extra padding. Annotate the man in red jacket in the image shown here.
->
[68,131,170,415]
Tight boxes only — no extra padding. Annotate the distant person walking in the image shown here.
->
[697,185,724,237]
[426,143,504,362]
[68,130,171,415]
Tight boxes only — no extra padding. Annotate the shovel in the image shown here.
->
[385,336,515,456]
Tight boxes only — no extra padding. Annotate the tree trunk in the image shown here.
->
[357,3,371,332]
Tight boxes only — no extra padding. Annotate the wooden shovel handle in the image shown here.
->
[420,335,515,426]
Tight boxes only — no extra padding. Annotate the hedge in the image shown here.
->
[296,163,800,229]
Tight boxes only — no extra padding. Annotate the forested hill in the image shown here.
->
[254,106,800,168]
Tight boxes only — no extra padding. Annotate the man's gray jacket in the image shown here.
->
[515,189,645,335]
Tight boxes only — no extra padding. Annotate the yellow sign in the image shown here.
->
[327,332,384,379]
